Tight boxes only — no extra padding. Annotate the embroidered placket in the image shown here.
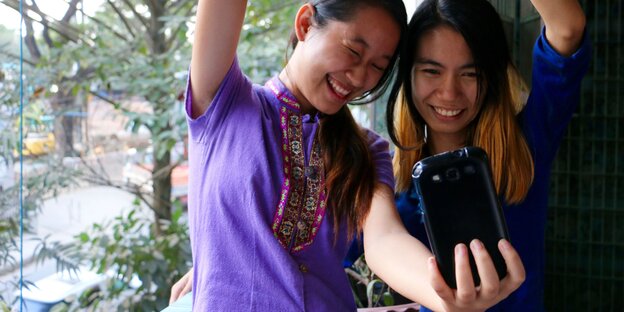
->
[267,79,327,253]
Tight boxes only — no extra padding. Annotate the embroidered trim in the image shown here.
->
[268,79,327,253]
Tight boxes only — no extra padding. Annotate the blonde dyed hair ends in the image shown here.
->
[508,64,529,114]
[473,65,534,204]
[393,65,534,205]
[393,88,425,193]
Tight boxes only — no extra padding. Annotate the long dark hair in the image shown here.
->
[290,0,408,236]
[387,0,534,203]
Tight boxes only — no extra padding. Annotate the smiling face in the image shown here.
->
[282,4,401,115]
[411,25,483,150]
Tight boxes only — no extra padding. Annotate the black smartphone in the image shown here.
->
[411,146,509,288]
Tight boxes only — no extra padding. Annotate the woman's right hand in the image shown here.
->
[169,267,194,304]
[430,239,526,312]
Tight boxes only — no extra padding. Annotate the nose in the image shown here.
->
[346,65,367,89]
[437,75,460,101]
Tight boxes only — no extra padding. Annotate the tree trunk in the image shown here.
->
[147,4,173,224]
[152,141,172,222]
[52,92,78,157]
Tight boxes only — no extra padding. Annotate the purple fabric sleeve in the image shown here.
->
[185,58,255,144]
[365,129,395,191]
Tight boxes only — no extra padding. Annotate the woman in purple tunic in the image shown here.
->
[174,1,525,310]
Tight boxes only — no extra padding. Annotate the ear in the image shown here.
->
[294,3,315,42]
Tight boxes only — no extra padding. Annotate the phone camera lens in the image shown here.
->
[446,168,460,181]
[432,174,442,183]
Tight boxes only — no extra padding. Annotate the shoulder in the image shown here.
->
[361,127,390,153]
[360,127,395,189]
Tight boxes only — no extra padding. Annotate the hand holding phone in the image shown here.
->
[412,146,509,288]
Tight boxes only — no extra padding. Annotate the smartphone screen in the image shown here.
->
[411,146,509,288]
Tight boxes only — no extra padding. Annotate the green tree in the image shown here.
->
[1,0,87,158]
[0,1,196,309]
[0,63,81,307]
[1,4,83,306]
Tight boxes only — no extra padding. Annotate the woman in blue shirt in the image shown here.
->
[385,0,590,310]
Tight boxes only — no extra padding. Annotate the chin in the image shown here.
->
[320,105,345,116]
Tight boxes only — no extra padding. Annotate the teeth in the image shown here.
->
[434,107,461,117]
[328,77,350,97]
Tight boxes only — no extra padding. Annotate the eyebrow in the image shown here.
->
[415,58,476,69]
[350,37,393,61]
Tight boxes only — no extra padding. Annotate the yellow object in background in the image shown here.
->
[16,132,55,157]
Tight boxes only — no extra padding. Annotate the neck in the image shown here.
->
[427,131,467,155]
[278,66,316,115]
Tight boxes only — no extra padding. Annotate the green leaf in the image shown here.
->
[383,291,394,306]
[79,232,90,243]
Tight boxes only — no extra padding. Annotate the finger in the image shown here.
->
[170,282,183,304]
[497,239,526,295]
[470,239,499,300]
[170,271,192,304]
[182,280,193,296]
[454,243,477,303]
[428,256,455,302]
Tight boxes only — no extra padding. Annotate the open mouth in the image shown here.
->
[433,106,462,117]
[327,76,351,99]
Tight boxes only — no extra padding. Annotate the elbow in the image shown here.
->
[561,15,586,45]
[546,15,586,57]
[556,13,587,50]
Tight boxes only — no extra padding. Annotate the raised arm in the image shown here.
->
[363,185,525,311]
[190,0,247,118]
[530,0,586,56]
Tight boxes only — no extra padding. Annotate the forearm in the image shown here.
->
[363,186,445,310]
[530,0,586,56]
[365,230,445,310]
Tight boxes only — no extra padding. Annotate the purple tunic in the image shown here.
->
[186,58,394,311]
